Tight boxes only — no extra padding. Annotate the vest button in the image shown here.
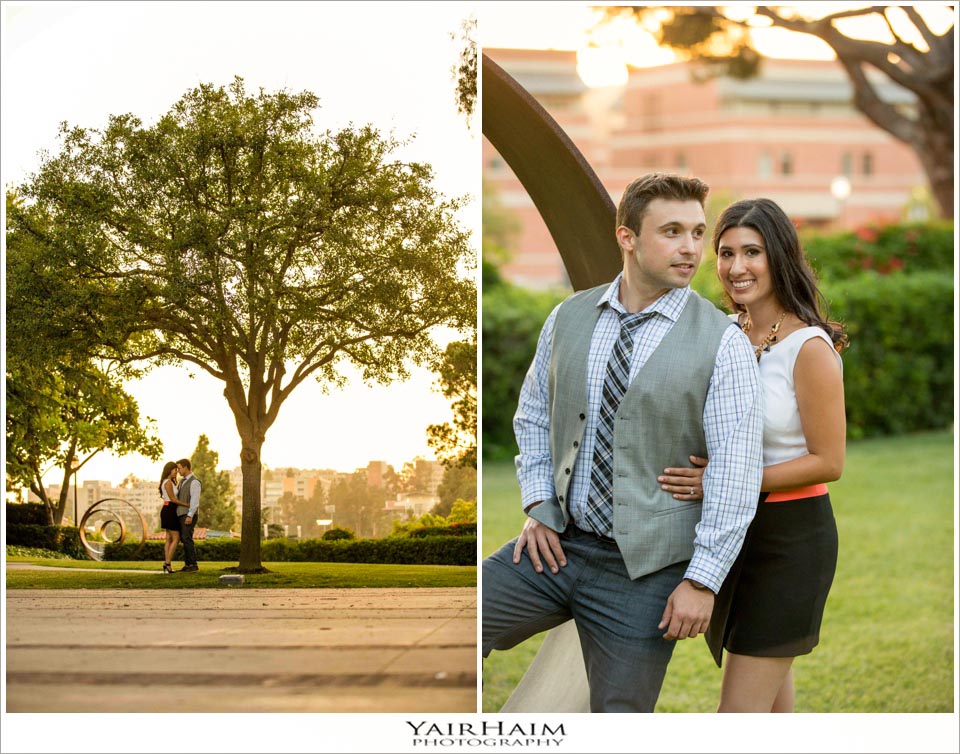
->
[558,495,564,503]
[564,468,571,475]
[579,413,586,420]
[573,441,579,448]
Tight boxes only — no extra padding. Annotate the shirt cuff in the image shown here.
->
[683,558,722,594]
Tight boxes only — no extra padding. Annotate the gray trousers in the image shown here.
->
[178,515,197,566]
[483,524,688,712]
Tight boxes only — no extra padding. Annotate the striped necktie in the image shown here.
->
[583,310,650,536]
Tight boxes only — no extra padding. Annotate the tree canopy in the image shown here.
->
[6,195,162,524]
[13,78,475,569]
[603,5,954,217]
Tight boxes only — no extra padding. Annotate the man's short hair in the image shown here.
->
[616,173,710,234]
[177,458,192,470]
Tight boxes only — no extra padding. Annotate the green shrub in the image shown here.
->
[6,524,84,558]
[803,221,954,282]
[104,535,476,565]
[408,522,477,538]
[6,502,50,525]
[6,545,74,560]
[824,271,953,438]
[322,527,356,541]
[482,281,565,460]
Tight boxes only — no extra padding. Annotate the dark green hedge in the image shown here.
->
[408,522,477,538]
[804,222,954,282]
[482,281,565,460]
[6,502,50,525]
[105,535,476,565]
[6,524,84,558]
[823,271,954,438]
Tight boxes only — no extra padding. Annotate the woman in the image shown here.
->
[659,197,847,712]
[158,461,187,573]
[499,198,846,714]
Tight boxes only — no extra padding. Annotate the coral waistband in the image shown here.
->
[764,483,829,503]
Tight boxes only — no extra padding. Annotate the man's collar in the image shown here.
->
[598,273,690,322]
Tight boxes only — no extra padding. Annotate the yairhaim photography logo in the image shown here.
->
[406,721,566,748]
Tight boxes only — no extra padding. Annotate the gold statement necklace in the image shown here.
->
[742,311,787,362]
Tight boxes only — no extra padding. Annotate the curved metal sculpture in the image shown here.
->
[78,498,148,561]
[481,53,621,291]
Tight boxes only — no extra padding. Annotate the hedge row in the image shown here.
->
[408,522,477,538]
[6,502,50,525]
[823,271,954,438]
[6,524,84,558]
[804,221,954,282]
[482,281,565,460]
[105,535,477,566]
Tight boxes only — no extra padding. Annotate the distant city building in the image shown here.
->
[484,48,928,289]
[36,478,164,531]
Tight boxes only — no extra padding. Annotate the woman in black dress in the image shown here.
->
[159,461,187,573]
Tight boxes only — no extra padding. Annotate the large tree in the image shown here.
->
[13,78,475,570]
[6,195,162,525]
[187,434,238,532]
[604,6,954,217]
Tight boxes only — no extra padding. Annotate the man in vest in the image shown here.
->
[482,173,764,712]
[175,458,201,573]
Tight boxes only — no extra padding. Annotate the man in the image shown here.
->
[175,458,201,573]
[482,173,764,712]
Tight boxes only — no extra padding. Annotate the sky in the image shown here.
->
[481,2,956,85]
[2,1,479,485]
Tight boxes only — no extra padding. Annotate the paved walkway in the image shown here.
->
[5,587,477,713]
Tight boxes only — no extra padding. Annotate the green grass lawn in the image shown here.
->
[481,429,955,712]
[6,559,476,590]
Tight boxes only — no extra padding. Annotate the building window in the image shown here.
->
[780,152,794,176]
[862,152,874,176]
[841,152,853,177]
[758,152,772,179]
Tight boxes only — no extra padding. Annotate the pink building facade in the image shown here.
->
[483,48,929,289]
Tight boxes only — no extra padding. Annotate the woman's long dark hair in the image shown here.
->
[158,461,177,496]
[713,198,849,352]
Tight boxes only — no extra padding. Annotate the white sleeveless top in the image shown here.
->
[161,480,174,503]
[742,318,843,467]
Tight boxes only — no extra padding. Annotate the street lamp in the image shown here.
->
[70,455,80,527]
[830,175,852,228]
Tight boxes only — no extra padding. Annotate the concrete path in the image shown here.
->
[5,587,477,713]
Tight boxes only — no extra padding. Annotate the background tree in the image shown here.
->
[187,434,238,532]
[13,78,475,571]
[6,193,162,524]
[426,338,477,468]
[451,15,477,122]
[602,6,954,216]
[277,480,326,537]
[328,471,387,538]
[433,464,477,517]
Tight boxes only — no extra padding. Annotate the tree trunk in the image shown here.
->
[237,441,266,572]
[912,101,954,220]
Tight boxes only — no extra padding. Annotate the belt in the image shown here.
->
[572,523,617,544]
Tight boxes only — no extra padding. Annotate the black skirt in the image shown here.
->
[706,492,838,667]
[160,502,181,532]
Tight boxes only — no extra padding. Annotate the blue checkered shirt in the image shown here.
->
[514,276,764,592]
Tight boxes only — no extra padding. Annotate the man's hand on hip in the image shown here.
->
[659,579,714,640]
[184,516,193,525]
[513,506,566,575]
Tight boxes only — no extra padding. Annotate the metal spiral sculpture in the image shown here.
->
[78,498,148,561]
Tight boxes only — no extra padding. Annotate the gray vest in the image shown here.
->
[176,474,201,515]
[530,285,731,580]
